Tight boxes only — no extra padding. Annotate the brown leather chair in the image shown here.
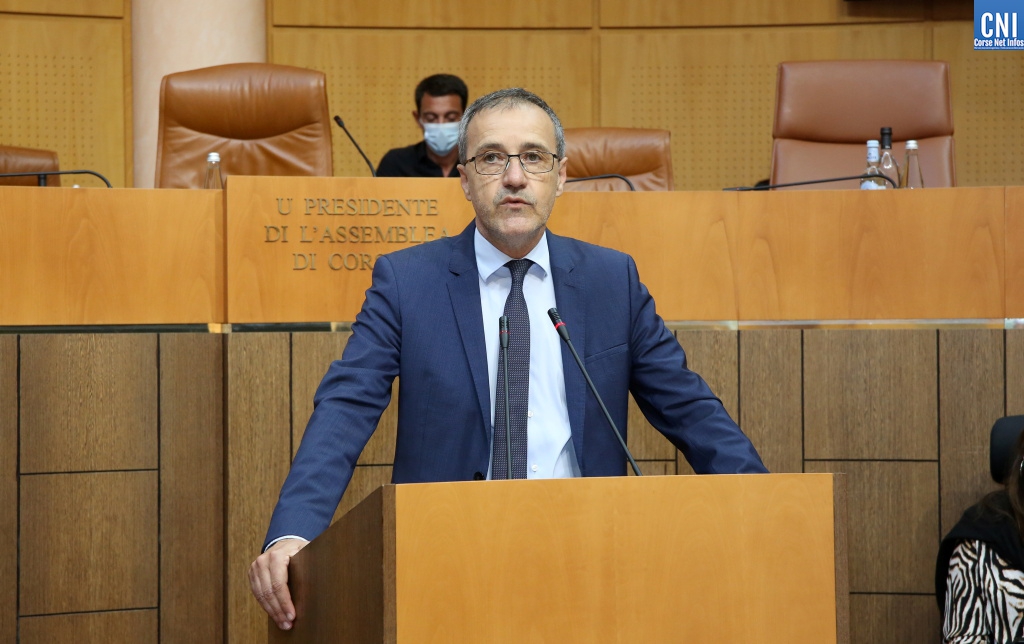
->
[563,127,673,191]
[155,63,333,188]
[770,60,955,190]
[0,144,60,186]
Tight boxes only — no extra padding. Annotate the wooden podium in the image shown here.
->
[272,474,848,643]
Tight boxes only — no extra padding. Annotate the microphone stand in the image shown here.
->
[723,173,898,191]
[547,308,642,476]
[333,115,377,177]
[499,316,512,479]
[565,174,636,191]
[0,169,113,188]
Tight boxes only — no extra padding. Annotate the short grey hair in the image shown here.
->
[457,88,565,163]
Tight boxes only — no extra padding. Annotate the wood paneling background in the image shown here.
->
[5,327,1022,642]
[159,334,224,643]
[0,1,131,187]
[0,336,16,643]
[217,327,1021,643]
[269,0,1022,191]
[7,333,224,643]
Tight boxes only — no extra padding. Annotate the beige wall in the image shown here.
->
[131,0,266,188]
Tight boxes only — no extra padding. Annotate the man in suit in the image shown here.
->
[250,88,767,631]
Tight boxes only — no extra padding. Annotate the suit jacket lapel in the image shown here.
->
[447,223,491,441]
[547,231,588,471]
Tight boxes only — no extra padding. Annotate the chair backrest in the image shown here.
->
[563,127,673,191]
[0,144,60,186]
[770,60,955,190]
[991,415,1024,484]
[155,63,333,189]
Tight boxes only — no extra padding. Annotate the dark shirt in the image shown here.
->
[376,141,459,178]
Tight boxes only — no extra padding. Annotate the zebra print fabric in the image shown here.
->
[944,539,1024,643]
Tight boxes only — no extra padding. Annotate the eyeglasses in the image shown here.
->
[464,150,558,175]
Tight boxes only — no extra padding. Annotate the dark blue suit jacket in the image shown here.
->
[264,223,766,547]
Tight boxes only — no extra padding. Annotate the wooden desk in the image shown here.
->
[0,186,224,326]
[227,178,1011,323]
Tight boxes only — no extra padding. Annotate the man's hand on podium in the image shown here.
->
[249,538,308,630]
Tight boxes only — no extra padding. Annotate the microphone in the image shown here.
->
[499,315,512,479]
[333,115,377,178]
[722,173,898,191]
[546,308,642,476]
[0,169,113,188]
[565,174,636,191]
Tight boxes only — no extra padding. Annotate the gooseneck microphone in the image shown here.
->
[564,174,636,191]
[0,169,113,188]
[499,315,512,479]
[722,173,898,191]
[332,115,377,178]
[547,308,642,476]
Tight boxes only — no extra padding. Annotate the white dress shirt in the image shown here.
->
[475,228,579,479]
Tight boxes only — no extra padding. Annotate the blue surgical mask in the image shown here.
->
[422,122,459,156]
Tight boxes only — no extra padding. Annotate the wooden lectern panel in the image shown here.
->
[227,180,1007,323]
[1007,187,1024,318]
[0,187,223,325]
[282,474,846,643]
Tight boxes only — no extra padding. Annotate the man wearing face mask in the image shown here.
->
[376,74,467,178]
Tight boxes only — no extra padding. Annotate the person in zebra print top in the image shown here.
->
[938,431,1024,644]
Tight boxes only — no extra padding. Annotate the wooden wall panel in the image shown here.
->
[0,187,224,326]
[0,14,128,186]
[805,461,937,593]
[20,334,157,473]
[932,0,972,21]
[19,609,157,644]
[271,29,594,178]
[290,332,399,466]
[599,0,926,27]
[939,329,1005,535]
[671,330,739,474]
[1007,187,1024,317]
[631,461,674,476]
[849,595,940,644]
[159,333,224,644]
[0,336,15,644]
[934,23,1024,188]
[20,471,158,615]
[226,333,291,644]
[739,329,802,474]
[732,188,1005,321]
[0,0,122,16]
[599,24,930,191]
[804,330,937,460]
[1009,330,1024,416]
[273,0,590,28]
[291,331,346,453]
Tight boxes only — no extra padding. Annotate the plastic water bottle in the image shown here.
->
[878,127,901,189]
[860,140,887,190]
[203,152,224,189]
[902,140,924,189]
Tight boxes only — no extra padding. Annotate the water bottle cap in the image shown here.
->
[867,140,880,148]
[207,152,220,163]
[905,140,919,150]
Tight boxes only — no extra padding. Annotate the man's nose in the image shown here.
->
[502,156,528,187]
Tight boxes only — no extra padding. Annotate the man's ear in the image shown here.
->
[555,155,568,197]
[458,164,472,201]
[412,110,423,131]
